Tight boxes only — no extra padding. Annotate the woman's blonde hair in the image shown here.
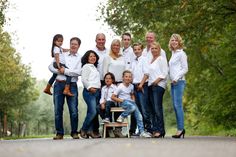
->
[109,39,121,59]
[151,42,161,53]
[168,34,185,51]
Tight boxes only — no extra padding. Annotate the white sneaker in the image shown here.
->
[116,116,125,123]
[102,118,110,123]
[140,131,151,138]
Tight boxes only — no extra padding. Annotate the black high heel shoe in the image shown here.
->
[153,132,165,138]
[172,129,185,138]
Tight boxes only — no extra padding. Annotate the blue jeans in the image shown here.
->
[81,88,100,132]
[171,80,186,130]
[120,100,144,133]
[133,83,152,132]
[53,81,78,135]
[149,85,165,134]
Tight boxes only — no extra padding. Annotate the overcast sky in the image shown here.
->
[5,0,116,80]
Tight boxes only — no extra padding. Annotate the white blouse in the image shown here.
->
[148,56,168,89]
[103,55,126,82]
[81,63,101,90]
[169,49,188,82]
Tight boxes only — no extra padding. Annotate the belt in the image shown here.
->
[56,79,66,82]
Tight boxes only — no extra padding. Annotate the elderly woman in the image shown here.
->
[169,34,188,138]
[80,50,101,138]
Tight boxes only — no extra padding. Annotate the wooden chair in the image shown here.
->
[103,107,130,138]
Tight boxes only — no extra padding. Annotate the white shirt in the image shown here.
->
[121,46,136,70]
[49,52,82,82]
[114,83,134,101]
[100,84,117,104]
[169,49,188,82]
[81,63,101,90]
[103,55,126,82]
[143,47,167,64]
[148,56,168,89]
[53,46,66,64]
[93,46,108,80]
[131,55,149,84]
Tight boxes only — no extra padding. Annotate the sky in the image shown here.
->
[4,0,117,80]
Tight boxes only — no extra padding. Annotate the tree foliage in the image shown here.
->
[98,0,236,134]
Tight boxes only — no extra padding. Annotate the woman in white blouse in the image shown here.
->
[80,50,101,139]
[103,39,126,84]
[169,34,188,138]
[148,42,168,138]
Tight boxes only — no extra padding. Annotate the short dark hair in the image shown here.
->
[104,72,116,83]
[122,32,131,39]
[132,42,143,49]
[81,50,99,67]
[70,37,81,45]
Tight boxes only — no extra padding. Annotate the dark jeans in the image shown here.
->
[48,62,71,85]
[53,81,78,135]
[81,88,100,132]
[130,83,152,133]
[149,85,165,134]
[98,101,117,121]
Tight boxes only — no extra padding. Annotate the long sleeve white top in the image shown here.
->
[142,47,167,64]
[48,52,82,82]
[99,84,117,104]
[93,46,108,80]
[131,55,149,84]
[121,46,136,70]
[81,63,101,90]
[169,49,188,82]
[103,55,126,82]
[148,56,168,89]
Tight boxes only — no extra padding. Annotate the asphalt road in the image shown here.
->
[0,136,236,157]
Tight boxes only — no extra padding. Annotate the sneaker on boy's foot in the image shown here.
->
[116,116,124,123]
[102,118,110,123]
[140,131,152,138]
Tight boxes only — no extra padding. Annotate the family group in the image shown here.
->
[43,31,188,140]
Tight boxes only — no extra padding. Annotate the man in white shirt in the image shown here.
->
[121,32,136,70]
[93,33,108,86]
[92,33,108,138]
[142,31,167,63]
[48,37,82,140]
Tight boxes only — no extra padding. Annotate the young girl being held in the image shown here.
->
[44,34,73,96]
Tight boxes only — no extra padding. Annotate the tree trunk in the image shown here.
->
[3,111,7,136]
[20,123,26,137]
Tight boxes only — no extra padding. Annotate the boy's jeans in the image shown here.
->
[120,100,144,133]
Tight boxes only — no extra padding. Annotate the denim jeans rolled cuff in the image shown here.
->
[81,88,100,131]
[120,100,136,118]
[53,81,78,135]
[171,80,186,130]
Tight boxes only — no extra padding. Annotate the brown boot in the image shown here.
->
[43,84,52,95]
[63,85,74,96]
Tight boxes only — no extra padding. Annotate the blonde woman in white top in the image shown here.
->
[103,39,126,83]
[169,34,188,138]
[80,50,101,139]
[148,42,168,138]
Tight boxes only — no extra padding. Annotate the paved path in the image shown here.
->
[0,136,236,157]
